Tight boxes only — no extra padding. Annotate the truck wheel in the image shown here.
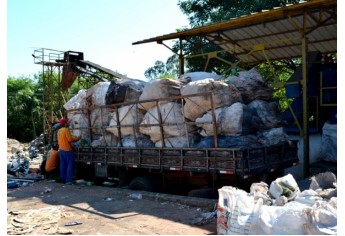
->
[188,188,218,199]
[128,176,158,192]
[94,177,106,186]
[77,164,96,182]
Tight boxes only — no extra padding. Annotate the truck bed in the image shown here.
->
[75,140,298,178]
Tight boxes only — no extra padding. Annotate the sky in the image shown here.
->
[6,0,190,81]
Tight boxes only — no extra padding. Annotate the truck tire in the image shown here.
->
[76,164,96,182]
[94,177,107,186]
[187,188,218,199]
[128,176,158,192]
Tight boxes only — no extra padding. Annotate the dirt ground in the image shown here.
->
[7,179,218,235]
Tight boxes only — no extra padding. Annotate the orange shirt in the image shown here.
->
[57,127,80,151]
[45,150,59,172]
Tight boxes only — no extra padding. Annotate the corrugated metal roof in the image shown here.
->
[133,0,336,64]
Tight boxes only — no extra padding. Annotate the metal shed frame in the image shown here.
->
[132,0,337,178]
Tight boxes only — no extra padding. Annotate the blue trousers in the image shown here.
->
[59,150,75,183]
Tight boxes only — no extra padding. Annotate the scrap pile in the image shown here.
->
[7,138,44,187]
[64,68,288,148]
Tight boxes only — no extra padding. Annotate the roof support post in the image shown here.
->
[301,24,310,178]
[179,38,184,75]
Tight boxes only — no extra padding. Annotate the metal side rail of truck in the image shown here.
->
[67,92,299,197]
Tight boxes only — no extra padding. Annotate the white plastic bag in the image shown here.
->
[269,173,300,200]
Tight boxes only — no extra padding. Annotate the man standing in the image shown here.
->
[57,118,81,184]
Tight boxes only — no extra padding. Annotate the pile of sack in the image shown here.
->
[64,68,288,148]
[217,172,337,234]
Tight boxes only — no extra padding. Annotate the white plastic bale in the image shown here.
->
[67,112,89,138]
[63,89,88,111]
[86,82,110,106]
[90,107,112,135]
[155,135,193,148]
[218,102,245,136]
[319,122,337,162]
[225,67,273,103]
[121,135,154,148]
[140,102,194,142]
[247,99,282,130]
[117,78,146,103]
[91,134,118,147]
[138,79,182,111]
[181,79,242,121]
[257,127,288,146]
[195,108,222,136]
[195,102,245,136]
[106,104,145,137]
[179,71,223,82]
[227,67,265,88]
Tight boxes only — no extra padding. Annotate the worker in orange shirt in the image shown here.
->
[57,118,81,184]
[44,144,60,179]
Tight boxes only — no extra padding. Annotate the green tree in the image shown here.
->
[176,0,300,73]
[144,54,180,80]
[7,71,111,143]
[145,0,300,79]
[7,75,43,142]
[145,0,301,111]
[178,0,299,28]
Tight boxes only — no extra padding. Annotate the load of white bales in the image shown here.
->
[63,68,287,148]
[181,78,242,121]
[106,104,145,137]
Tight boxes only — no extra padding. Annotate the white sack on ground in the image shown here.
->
[86,82,110,106]
[217,185,337,235]
[63,89,88,111]
[106,105,145,137]
[247,99,282,130]
[155,135,193,148]
[309,171,337,191]
[269,173,300,200]
[181,79,242,121]
[225,67,273,103]
[319,122,337,162]
[179,71,223,82]
[138,79,182,111]
[67,112,89,138]
[139,102,195,142]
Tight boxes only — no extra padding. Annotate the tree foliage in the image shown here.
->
[178,0,299,27]
[145,0,301,111]
[7,73,92,143]
[145,0,300,79]
[7,75,43,142]
[176,0,300,73]
[144,54,180,80]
